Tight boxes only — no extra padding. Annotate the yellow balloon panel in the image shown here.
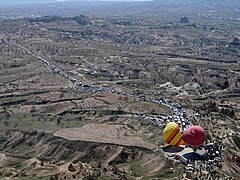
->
[163,122,184,146]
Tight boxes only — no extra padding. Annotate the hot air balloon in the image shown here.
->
[182,126,204,147]
[163,122,184,146]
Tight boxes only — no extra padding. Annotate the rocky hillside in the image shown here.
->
[0,130,175,179]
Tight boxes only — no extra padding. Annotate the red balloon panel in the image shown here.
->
[182,126,204,147]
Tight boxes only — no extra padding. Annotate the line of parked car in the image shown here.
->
[35,53,191,129]
[16,43,190,130]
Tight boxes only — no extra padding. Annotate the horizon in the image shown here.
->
[0,0,154,6]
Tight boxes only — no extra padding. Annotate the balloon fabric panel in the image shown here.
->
[163,122,184,146]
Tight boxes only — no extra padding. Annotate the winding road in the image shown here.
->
[4,39,190,128]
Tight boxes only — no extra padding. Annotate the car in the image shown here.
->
[186,167,194,171]
[168,153,174,157]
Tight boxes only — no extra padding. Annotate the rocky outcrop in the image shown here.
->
[74,15,92,25]
[180,17,189,23]
[230,37,240,47]
[68,163,77,172]
[127,69,141,79]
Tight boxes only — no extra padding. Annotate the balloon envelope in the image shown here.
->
[163,122,184,146]
[182,126,204,147]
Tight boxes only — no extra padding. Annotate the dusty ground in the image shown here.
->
[53,123,155,150]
